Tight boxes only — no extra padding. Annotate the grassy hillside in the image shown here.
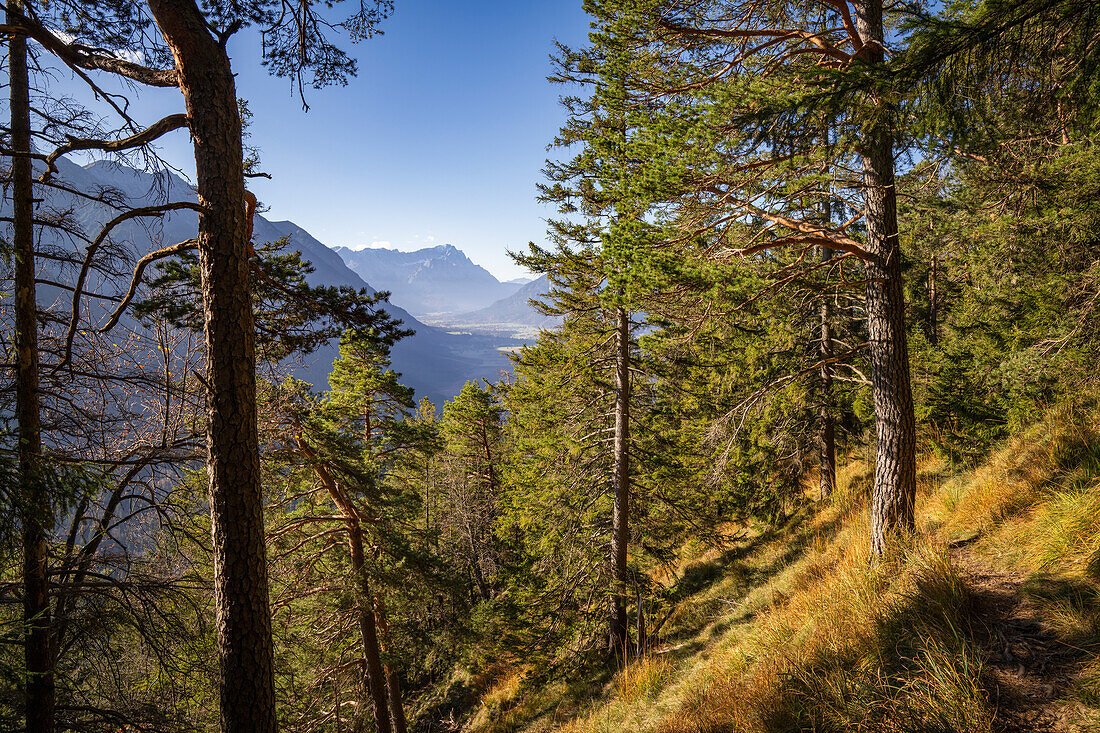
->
[450,402,1100,733]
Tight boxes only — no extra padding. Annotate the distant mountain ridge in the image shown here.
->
[332,244,521,316]
[11,160,518,407]
[455,275,557,329]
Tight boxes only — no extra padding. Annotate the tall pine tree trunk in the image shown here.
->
[146,2,275,730]
[854,0,917,557]
[384,667,407,733]
[462,511,490,601]
[299,440,390,733]
[816,127,837,503]
[609,306,630,655]
[9,1,54,729]
[347,532,392,733]
[928,253,938,346]
[818,245,836,502]
[374,597,407,733]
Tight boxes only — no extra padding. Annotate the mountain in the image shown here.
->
[13,160,518,407]
[453,275,557,330]
[505,276,535,285]
[332,244,521,316]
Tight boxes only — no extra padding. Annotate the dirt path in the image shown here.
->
[951,548,1090,732]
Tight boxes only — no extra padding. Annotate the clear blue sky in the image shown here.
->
[94,1,592,281]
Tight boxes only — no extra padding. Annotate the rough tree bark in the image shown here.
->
[384,659,407,733]
[9,1,54,730]
[348,532,393,733]
[818,245,836,502]
[375,598,408,733]
[854,0,918,557]
[609,305,630,656]
[145,2,275,731]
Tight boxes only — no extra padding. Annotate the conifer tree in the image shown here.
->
[1,5,394,729]
[501,298,634,659]
[437,382,504,603]
[529,2,688,656]
[327,330,426,733]
[894,0,1100,460]
[2,6,207,729]
[583,0,917,554]
[265,329,431,733]
[6,3,51,727]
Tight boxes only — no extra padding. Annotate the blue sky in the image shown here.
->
[84,1,592,281]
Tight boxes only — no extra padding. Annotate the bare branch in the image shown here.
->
[41,113,190,181]
[0,8,178,87]
[57,203,206,372]
[99,238,198,335]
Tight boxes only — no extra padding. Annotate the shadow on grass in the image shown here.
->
[463,498,865,733]
[654,505,851,660]
[760,561,996,733]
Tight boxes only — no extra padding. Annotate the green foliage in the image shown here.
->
[902,96,1100,461]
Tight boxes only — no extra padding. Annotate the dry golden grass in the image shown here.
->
[464,667,531,732]
[1074,659,1100,707]
[614,655,676,705]
[929,401,1100,549]
[527,467,997,733]
[653,526,994,733]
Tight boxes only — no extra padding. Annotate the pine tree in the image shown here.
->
[579,0,919,554]
[1,5,201,729]
[527,1,688,657]
[265,329,432,733]
[327,330,428,733]
[0,4,394,726]
[437,382,504,603]
[7,3,51,727]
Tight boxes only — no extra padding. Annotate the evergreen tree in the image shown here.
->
[264,330,433,733]
[6,3,50,726]
[2,6,216,729]
[0,4,395,725]
[578,0,919,554]
[436,382,504,604]
[524,0,691,656]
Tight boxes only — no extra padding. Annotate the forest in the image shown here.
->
[2,0,1099,732]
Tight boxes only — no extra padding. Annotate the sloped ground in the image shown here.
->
[952,548,1092,731]
[453,401,1100,733]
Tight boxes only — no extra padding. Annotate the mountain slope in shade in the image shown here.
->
[22,160,517,407]
[454,275,557,329]
[332,244,521,316]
